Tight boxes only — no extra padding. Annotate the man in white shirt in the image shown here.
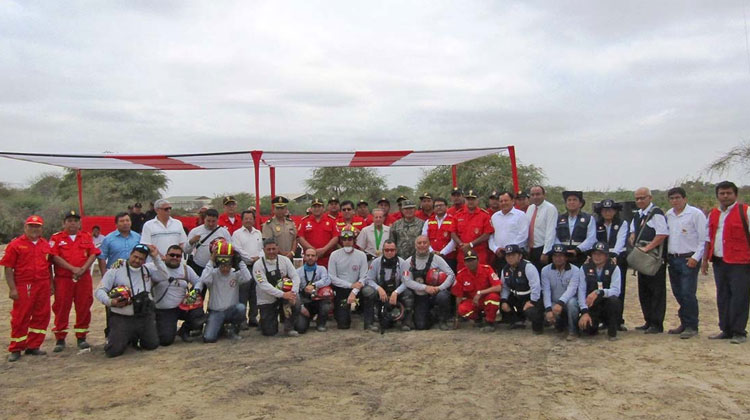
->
[526,186,559,271]
[140,199,187,260]
[488,191,529,271]
[232,210,264,328]
[665,187,706,339]
[356,209,391,260]
[185,209,231,276]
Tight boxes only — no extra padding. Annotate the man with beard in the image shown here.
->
[541,244,581,338]
[555,191,597,267]
[391,200,425,259]
[403,236,455,331]
[365,240,413,332]
[295,248,332,333]
[195,242,253,342]
[500,245,544,334]
[151,245,205,345]
[253,239,301,337]
[329,229,372,329]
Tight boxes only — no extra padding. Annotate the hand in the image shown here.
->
[586,291,599,308]
[388,292,398,306]
[701,260,709,275]
[377,287,387,302]
[110,297,129,308]
[9,288,18,301]
[523,301,534,311]
[425,286,439,295]
[282,291,296,303]
[637,246,649,253]
[351,281,363,290]
[552,303,563,316]
[346,292,357,305]
[501,302,511,313]
[460,243,471,253]
[540,254,549,264]
[190,235,201,245]
[578,313,592,330]
[315,248,326,258]
[147,244,159,258]
[73,266,86,277]
[304,285,315,294]
[473,292,481,305]
[687,258,698,269]
[287,252,295,259]
[545,311,555,325]
[300,306,310,318]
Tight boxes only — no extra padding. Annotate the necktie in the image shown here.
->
[528,206,539,248]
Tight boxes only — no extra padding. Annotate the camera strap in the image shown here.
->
[126,264,150,296]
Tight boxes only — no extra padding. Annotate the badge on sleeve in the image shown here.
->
[254,270,265,282]
[275,226,281,232]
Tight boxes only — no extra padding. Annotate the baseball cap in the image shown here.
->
[504,244,523,255]
[25,215,44,226]
[451,187,463,196]
[63,210,81,220]
[311,198,324,206]
[591,241,609,254]
[223,196,237,205]
[419,192,432,200]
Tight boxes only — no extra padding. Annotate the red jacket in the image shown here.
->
[0,234,52,283]
[218,213,243,235]
[451,264,501,298]
[425,214,457,258]
[708,203,750,264]
[49,231,101,278]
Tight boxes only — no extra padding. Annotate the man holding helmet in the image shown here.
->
[295,248,333,333]
[403,236,455,331]
[253,239,301,337]
[94,243,167,357]
[365,240,413,332]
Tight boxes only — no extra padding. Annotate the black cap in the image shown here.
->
[328,197,339,204]
[465,189,478,199]
[63,210,81,220]
[377,197,390,205]
[357,199,368,207]
[464,250,478,260]
[223,196,237,205]
[488,190,500,199]
[311,198,324,206]
[271,196,289,207]
[595,199,622,213]
[396,195,408,203]
[551,244,567,255]
[134,202,143,208]
[516,191,529,199]
[419,192,432,200]
[504,244,523,255]
[591,241,609,254]
[562,191,584,205]
[451,187,463,196]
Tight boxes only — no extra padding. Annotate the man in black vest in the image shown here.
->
[499,244,544,333]
[555,191,596,267]
[629,187,669,334]
[594,199,629,331]
[574,241,623,341]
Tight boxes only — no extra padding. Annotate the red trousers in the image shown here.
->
[52,274,93,340]
[457,293,500,323]
[9,280,51,352]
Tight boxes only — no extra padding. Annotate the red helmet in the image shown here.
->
[312,285,334,301]
[277,278,294,292]
[425,268,448,286]
[210,238,232,256]
[108,285,132,302]
[179,289,204,311]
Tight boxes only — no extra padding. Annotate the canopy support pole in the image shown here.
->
[508,145,519,194]
[270,166,276,201]
[451,165,457,188]
[76,169,85,217]
[251,151,262,228]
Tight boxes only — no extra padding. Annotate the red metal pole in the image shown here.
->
[270,167,276,201]
[508,146,519,194]
[76,169,85,217]
[451,165,457,188]
[251,151,262,228]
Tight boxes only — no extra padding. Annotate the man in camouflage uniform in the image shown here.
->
[391,200,425,259]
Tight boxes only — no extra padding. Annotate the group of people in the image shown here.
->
[3,181,750,361]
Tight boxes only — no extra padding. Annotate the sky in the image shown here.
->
[1,1,750,198]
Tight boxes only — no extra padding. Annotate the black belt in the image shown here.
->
[668,253,693,258]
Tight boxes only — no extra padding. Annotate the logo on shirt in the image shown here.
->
[351,265,360,271]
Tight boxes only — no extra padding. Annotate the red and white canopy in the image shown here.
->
[0,147,508,170]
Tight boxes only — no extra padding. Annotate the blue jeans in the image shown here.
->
[203,303,245,342]
[566,298,580,333]
[668,256,699,329]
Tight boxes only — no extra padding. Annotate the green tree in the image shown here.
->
[416,155,545,201]
[57,169,169,215]
[305,167,387,203]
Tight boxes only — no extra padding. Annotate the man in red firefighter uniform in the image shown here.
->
[49,210,101,352]
[422,197,458,273]
[1,215,53,362]
[452,189,494,270]
[451,250,502,332]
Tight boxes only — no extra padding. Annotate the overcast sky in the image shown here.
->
[1,1,749,198]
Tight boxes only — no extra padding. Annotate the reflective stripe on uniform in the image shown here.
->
[74,328,89,333]
[484,300,500,306]
[462,311,474,318]
[28,328,47,334]
[10,335,28,342]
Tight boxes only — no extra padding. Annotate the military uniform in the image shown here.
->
[262,217,298,257]
[391,201,425,259]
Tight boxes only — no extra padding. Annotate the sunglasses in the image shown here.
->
[133,244,150,254]
[160,207,172,211]
[167,253,182,258]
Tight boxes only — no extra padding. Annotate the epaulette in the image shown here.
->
[457,267,469,275]
[327,214,337,220]
[264,219,273,224]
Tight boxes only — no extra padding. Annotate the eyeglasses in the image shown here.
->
[166,253,182,258]
[159,207,172,211]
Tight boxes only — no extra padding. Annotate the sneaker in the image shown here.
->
[24,348,47,356]
[316,325,328,332]
[680,328,698,339]
[179,330,193,343]
[644,326,663,334]
[480,324,496,333]
[286,330,300,337]
[565,333,578,342]
[709,331,731,340]
[668,325,685,335]
[77,339,90,350]
[226,330,243,341]
[439,321,451,331]
[608,336,619,342]
[7,352,20,362]
[730,335,747,344]
[53,340,66,353]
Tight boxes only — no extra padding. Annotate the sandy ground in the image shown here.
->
[1,258,749,420]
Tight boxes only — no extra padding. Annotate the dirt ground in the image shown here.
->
[1,261,749,420]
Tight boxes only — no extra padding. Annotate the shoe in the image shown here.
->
[680,328,698,339]
[565,333,577,342]
[77,339,90,350]
[439,321,451,331]
[239,323,250,331]
[53,340,66,353]
[532,329,543,335]
[400,324,412,332]
[7,352,20,362]
[731,335,747,344]
[644,326,663,334]
[608,336,619,342]
[709,331,731,340]
[635,324,650,331]
[617,324,628,332]
[179,330,194,343]
[597,322,606,331]
[226,330,243,341]
[316,325,328,332]
[668,325,685,335]
[248,320,259,327]
[480,324,496,333]
[286,330,300,337]
[510,321,526,330]
[369,324,380,332]
[24,348,47,356]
